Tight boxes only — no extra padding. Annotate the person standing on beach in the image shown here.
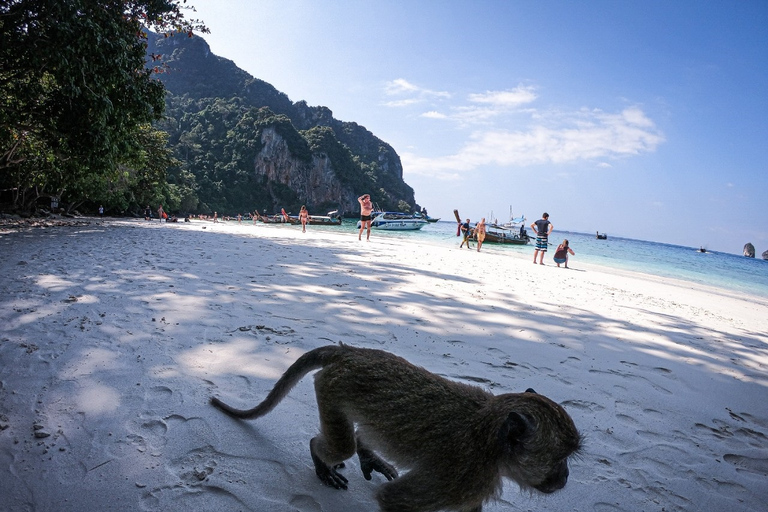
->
[358,194,373,241]
[459,218,472,249]
[531,213,553,264]
[145,205,151,221]
[98,205,104,217]
[475,218,487,252]
[299,205,310,233]
[213,212,218,223]
[157,204,166,222]
[553,239,575,268]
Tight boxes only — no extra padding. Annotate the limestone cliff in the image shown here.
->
[147,31,416,215]
[255,127,358,213]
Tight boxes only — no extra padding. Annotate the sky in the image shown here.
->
[185,0,767,255]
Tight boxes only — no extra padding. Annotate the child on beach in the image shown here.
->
[553,239,575,268]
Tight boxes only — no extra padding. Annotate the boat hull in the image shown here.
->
[359,212,428,230]
[287,216,342,226]
[371,220,427,230]
[471,227,530,244]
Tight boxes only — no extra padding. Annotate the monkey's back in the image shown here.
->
[313,345,502,470]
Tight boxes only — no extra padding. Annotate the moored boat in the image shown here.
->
[286,210,342,226]
[474,222,530,245]
[455,208,530,245]
[596,232,608,240]
[360,212,428,230]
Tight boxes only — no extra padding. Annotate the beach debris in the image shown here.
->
[33,424,50,438]
[20,343,38,354]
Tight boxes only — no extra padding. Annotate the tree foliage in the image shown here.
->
[0,0,206,213]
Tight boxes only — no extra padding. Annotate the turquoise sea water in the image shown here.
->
[305,220,768,299]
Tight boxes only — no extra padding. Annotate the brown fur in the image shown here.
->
[211,344,581,512]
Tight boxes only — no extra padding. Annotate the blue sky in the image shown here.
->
[187,0,767,254]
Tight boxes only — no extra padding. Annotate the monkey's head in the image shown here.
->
[496,389,582,494]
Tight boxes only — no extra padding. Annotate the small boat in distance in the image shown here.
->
[697,247,707,253]
[361,212,429,230]
[596,232,608,240]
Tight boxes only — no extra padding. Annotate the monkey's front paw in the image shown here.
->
[316,464,349,490]
[359,450,398,481]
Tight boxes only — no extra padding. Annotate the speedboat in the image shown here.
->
[361,212,428,230]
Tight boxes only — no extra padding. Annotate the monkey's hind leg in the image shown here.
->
[356,435,398,481]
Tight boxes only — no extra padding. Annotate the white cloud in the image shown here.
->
[383,78,451,108]
[403,107,665,178]
[385,78,421,95]
[468,85,537,107]
[384,98,423,108]
[420,111,449,119]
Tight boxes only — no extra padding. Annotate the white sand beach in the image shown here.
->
[1,218,766,512]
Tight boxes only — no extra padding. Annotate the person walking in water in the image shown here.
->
[531,212,553,264]
[358,194,373,241]
[553,239,575,268]
[299,205,310,233]
[475,217,487,252]
[459,218,472,249]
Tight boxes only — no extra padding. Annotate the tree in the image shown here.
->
[0,0,206,212]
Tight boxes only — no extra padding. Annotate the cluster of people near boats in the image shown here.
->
[459,211,575,267]
[143,197,575,267]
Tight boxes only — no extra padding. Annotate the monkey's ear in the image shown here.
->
[525,388,537,394]
[501,411,531,445]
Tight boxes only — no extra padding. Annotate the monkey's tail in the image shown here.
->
[210,344,343,420]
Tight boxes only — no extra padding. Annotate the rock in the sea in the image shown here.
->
[762,249,768,260]
[744,243,755,258]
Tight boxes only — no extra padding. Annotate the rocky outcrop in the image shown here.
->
[744,243,755,258]
[762,250,768,261]
[254,127,358,213]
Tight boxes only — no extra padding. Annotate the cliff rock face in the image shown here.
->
[146,31,416,215]
[744,243,755,258]
[255,127,357,213]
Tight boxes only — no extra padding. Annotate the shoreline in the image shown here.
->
[4,215,766,304]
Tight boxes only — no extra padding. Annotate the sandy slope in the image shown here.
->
[1,218,766,511]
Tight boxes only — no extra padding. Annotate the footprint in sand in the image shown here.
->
[723,453,768,476]
[289,494,323,512]
[561,399,605,413]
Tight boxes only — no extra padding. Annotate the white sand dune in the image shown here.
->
[1,218,766,511]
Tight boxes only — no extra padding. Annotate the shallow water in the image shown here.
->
[302,220,768,299]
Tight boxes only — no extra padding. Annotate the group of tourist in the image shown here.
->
[458,212,575,267]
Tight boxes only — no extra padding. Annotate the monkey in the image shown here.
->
[210,344,581,512]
